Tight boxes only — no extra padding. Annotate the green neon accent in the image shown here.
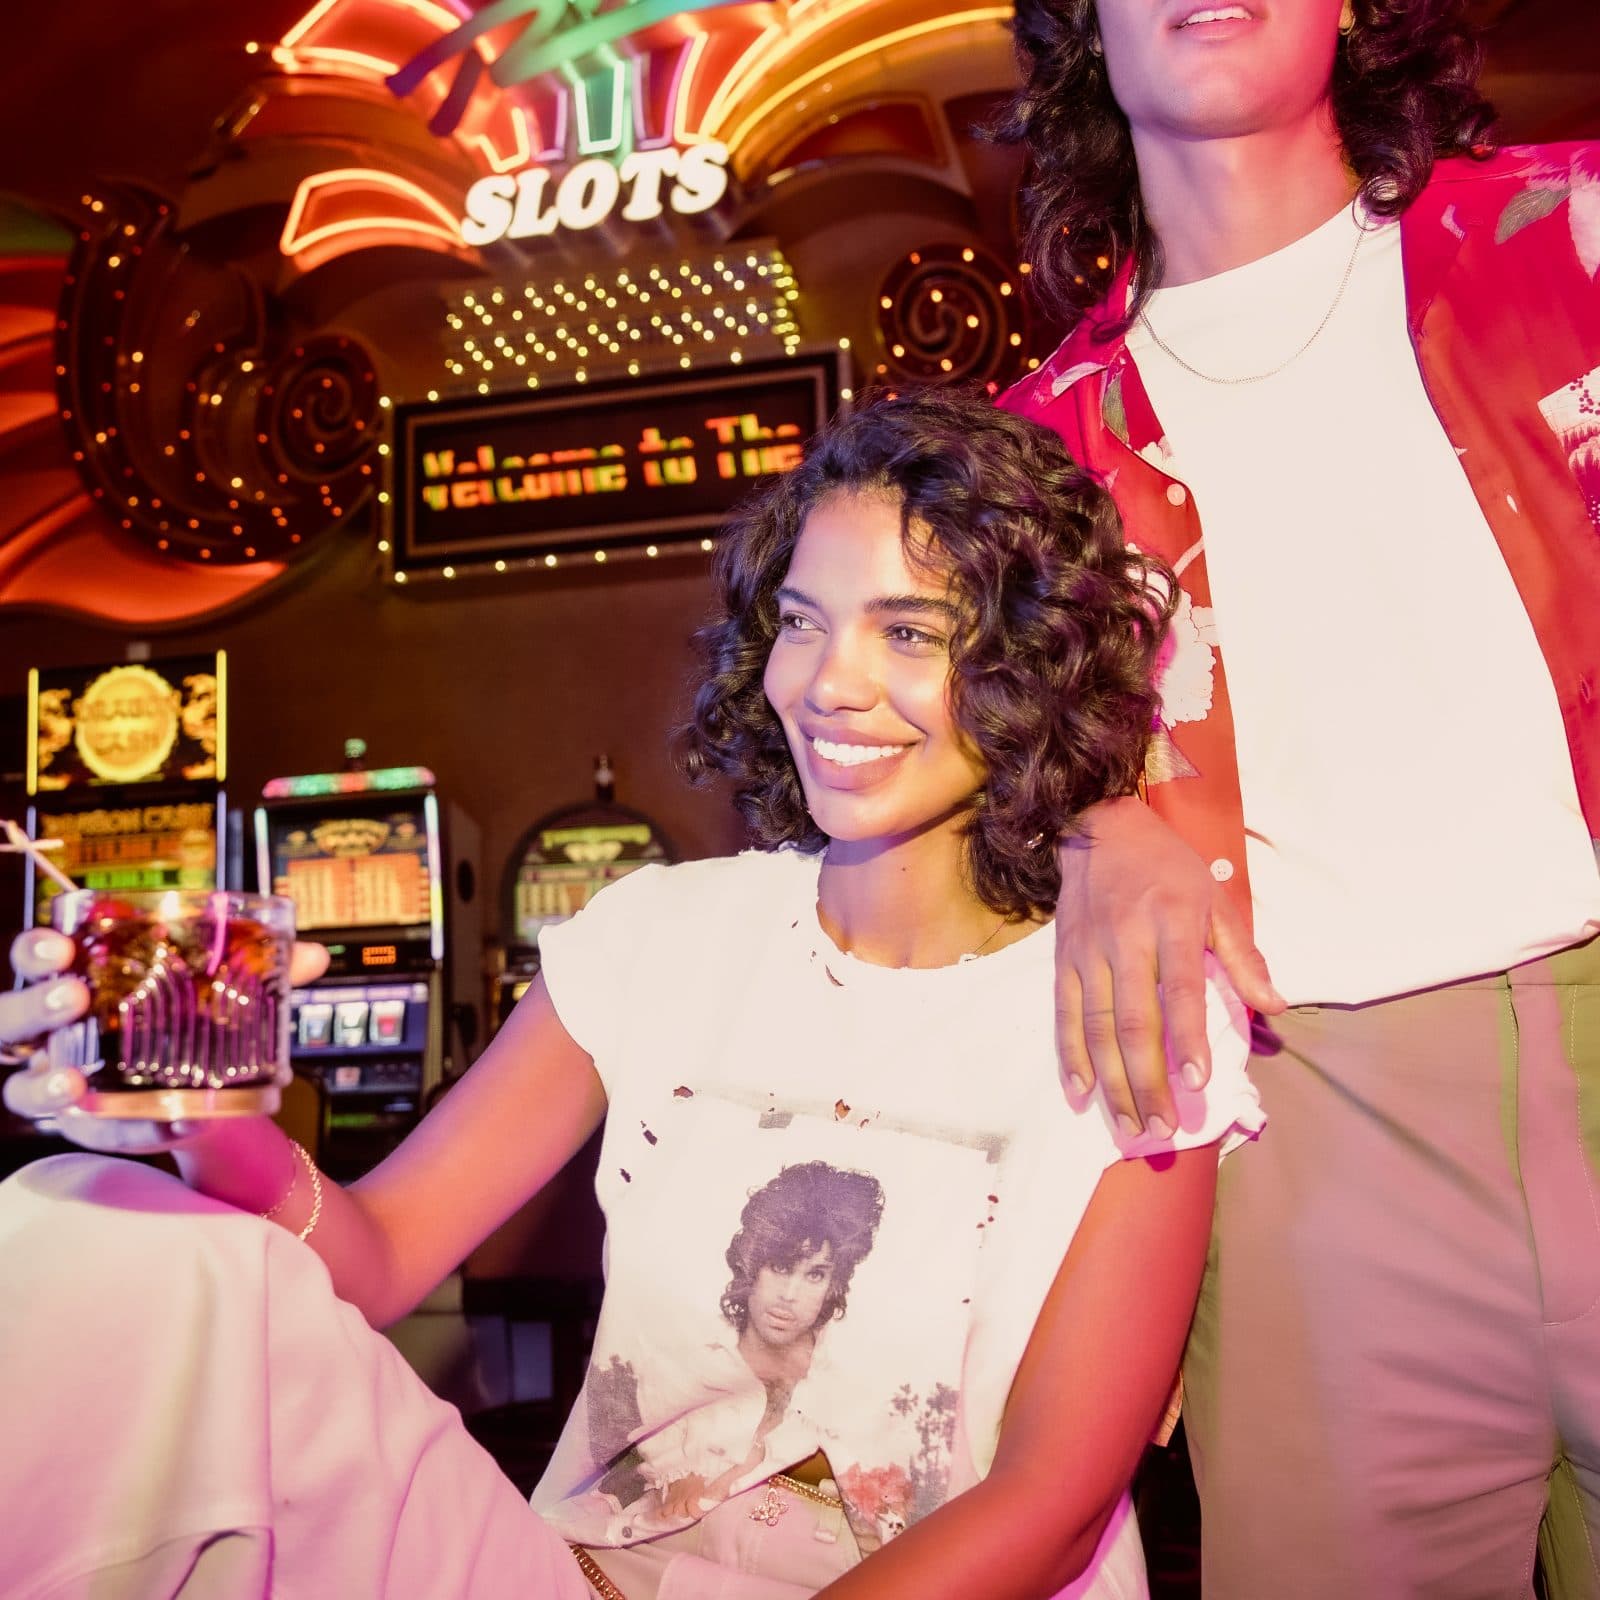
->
[491,0,746,88]
[569,59,626,157]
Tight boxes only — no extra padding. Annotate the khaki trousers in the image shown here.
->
[1184,935,1600,1598]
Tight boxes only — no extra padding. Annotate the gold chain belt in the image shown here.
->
[568,1543,627,1600]
[568,1475,847,1595]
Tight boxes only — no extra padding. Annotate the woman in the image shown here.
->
[0,387,1260,1599]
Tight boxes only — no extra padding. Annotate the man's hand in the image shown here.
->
[1055,796,1284,1135]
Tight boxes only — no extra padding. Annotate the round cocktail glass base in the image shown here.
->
[76,1085,282,1120]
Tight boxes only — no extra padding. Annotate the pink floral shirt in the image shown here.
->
[1003,144,1600,936]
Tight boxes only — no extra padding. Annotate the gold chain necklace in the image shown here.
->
[957,915,1010,964]
[1137,212,1367,386]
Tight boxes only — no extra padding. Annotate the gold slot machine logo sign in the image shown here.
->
[73,665,182,785]
[310,819,393,857]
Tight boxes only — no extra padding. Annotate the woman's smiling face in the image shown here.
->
[761,489,986,851]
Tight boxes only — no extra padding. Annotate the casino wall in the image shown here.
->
[1,0,1596,950]
[0,0,1045,941]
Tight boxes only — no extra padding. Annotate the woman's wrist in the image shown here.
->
[171,1116,298,1214]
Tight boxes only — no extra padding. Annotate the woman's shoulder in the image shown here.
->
[582,847,818,935]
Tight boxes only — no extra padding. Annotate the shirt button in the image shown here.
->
[1210,858,1234,882]
[1166,483,1188,506]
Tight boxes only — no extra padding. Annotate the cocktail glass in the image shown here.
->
[47,889,294,1120]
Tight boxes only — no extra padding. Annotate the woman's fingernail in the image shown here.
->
[1115,1113,1140,1139]
[1147,1115,1174,1140]
[44,981,80,1013]
[43,1071,75,1101]
[1068,1073,1091,1098]
[1180,1061,1206,1090]
[36,931,73,963]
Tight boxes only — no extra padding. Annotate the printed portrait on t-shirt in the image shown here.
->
[583,1160,885,1532]
[547,1080,1005,1555]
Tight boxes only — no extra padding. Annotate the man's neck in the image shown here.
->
[1134,116,1357,287]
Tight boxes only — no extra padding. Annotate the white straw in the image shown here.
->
[0,818,79,894]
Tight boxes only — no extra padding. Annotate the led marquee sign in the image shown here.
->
[389,352,841,576]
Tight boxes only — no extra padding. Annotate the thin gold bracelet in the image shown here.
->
[256,1141,300,1220]
[258,1138,324,1243]
[291,1139,324,1242]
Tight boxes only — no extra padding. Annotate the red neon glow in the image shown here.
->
[275,0,545,176]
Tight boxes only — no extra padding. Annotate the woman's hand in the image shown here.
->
[1,930,330,1153]
[1055,796,1283,1133]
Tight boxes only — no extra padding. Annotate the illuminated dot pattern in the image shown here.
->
[54,188,379,567]
[442,242,802,390]
[875,241,1031,387]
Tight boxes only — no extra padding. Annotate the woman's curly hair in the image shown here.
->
[677,387,1175,919]
[996,0,1497,329]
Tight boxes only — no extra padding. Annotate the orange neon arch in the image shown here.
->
[279,167,469,267]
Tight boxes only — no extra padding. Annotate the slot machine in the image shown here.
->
[490,760,674,1032]
[254,759,481,1177]
[22,653,238,926]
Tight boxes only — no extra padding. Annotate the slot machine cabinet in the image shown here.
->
[22,655,238,930]
[254,766,482,1178]
[467,795,675,1357]
[489,796,674,1033]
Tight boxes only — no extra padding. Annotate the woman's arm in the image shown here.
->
[174,974,606,1329]
[816,1145,1218,1599]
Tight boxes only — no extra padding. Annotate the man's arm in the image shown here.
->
[1056,796,1283,1133]
[815,1146,1219,1598]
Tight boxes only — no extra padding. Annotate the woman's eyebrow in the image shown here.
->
[775,586,959,623]
[867,593,960,623]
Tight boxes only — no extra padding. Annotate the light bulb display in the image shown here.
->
[442,242,800,392]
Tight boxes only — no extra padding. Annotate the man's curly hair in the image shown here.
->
[996,0,1498,329]
[677,387,1175,919]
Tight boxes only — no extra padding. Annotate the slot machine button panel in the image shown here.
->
[298,1003,335,1048]
[334,1000,370,1048]
[368,999,406,1045]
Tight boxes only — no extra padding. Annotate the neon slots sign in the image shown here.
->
[459,140,729,243]
[274,0,767,251]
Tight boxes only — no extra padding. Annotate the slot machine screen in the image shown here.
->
[268,802,431,933]
[31,801,218,925]
[509,810,671,947]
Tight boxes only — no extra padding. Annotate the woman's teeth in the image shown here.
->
[812,737,906,767]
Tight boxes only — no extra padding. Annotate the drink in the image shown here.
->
[47,890,294,1119]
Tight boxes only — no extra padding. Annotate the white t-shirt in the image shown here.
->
[531,848,1262,1590]
[1128,201,1600,1005]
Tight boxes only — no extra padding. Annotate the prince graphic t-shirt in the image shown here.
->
[531,849,1262,1563]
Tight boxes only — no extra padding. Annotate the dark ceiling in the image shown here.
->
[0,0,1593,215]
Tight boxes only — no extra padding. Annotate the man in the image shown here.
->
[1000,0,1600,1593]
